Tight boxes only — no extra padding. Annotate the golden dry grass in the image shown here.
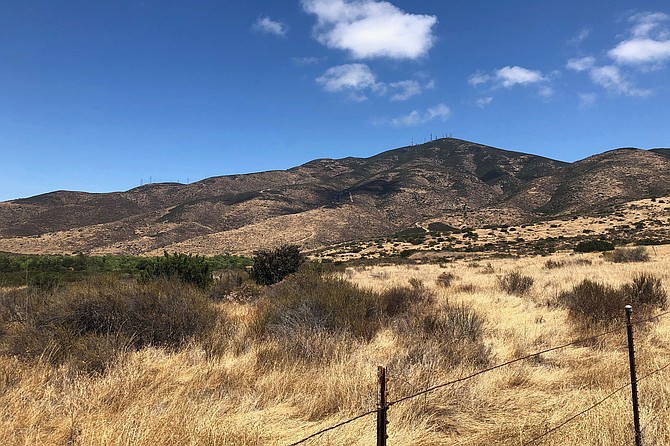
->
[1,245,670,445]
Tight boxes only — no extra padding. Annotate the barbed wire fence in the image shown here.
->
[288,307,670,446]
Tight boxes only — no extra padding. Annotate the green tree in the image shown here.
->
[249,244,305,285]
[141,252,213,289]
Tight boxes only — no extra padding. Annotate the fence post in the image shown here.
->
[625,305,642,446]
[377,366,388,446]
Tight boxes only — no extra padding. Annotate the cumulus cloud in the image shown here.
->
[468,72,490,86]
[609,39,670,66]
[568,59,651,97]
[390,103,451,127]
[468,66,550,98]
[495,66,545,87]
[302,0,437,60]
[589,65,651,97]
[566,12,668,99]
[316,64,379,100]
[252,16,288,37]
[608,12,670,66]
[316,64,433,101]
[566,56,595,72]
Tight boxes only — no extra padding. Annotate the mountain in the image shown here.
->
[1,138,669,255]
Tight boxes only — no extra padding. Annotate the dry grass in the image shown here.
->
[1,245,670,445]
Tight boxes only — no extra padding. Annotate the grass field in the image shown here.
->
[1,245,669,445]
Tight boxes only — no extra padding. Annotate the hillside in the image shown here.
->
[1,138,669,255]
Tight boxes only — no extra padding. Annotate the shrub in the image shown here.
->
[558,279,626,325]
[249,244,305,285]
[606,246,651,263]
[559,274,666,325]
[0,276,217,372]
[574,239,615,253]
[256,270,430,340]
[141,252,213,288]
[395,300,490,368]
[436,272,456,287]
[209,269,263,302]
[256,270,378,339]
[381,280,433,317]
[622,273,667,309]
[544,259,565,269]
[498,271,534,296]
[28,272,63,293]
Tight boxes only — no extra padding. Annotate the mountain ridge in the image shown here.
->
[1,138,669,255]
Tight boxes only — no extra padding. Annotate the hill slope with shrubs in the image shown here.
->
[1,139,670,255]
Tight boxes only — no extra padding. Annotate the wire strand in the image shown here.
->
[522,381,631,445]
[388,326,623,407]
[287,409,377,446]
[522,359,670,445]
[630,308,670,326]
[286,314,662,445]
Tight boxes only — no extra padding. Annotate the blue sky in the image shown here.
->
[1,0,669,201]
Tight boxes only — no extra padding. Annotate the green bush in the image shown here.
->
[498,271,534,296]
[574,239,615,253]
[140,252,213,288]
[249,244,305,285]
[28,272,63,293]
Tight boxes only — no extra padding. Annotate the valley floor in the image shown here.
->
[2,246,670,445]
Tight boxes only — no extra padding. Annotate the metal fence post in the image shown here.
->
[377,366,388,446]
[625,305,642,446]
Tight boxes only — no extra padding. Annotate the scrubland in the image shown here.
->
[1,246,670,445]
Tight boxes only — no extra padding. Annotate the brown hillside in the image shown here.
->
[0,139,668,255]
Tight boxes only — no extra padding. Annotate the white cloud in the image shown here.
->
[566,56,595,72]
[316,64,379,100]
[578,93,596,109]
[468,72,490,86]
[475,97,493,108]
[388,80,422,101]
[495,66,545,87]
[391,110,421,126]
[390,103,451,126]
[468,66,549,98]
[589,65,651,97]
[609,39,670,65]
[252,16,288,37]
[302,0,437,60]
[316,64,433,101]
[629,12,669,38]
[608,12,670,66]
[426,103,451,120]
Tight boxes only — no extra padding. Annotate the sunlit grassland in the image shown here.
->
[1,246,669,445]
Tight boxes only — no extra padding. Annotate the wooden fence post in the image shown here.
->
[377,366,388,446]
[625,305,642,446]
